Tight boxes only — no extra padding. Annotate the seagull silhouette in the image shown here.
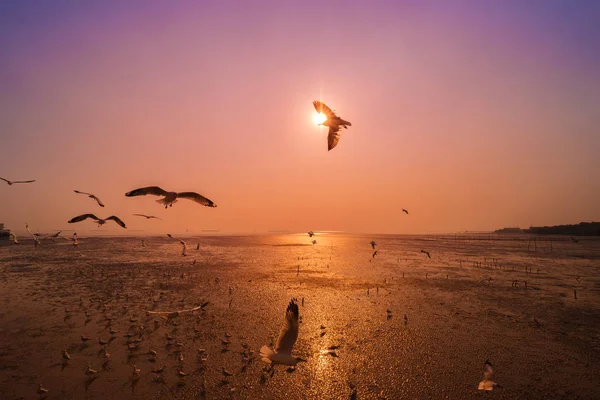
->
[402,209,409,215]
[370,240,376,249]
[74,190,104,207]
[420,250,431,258]
[313,100,352,151]
[125,186,217,209]
[0,177,35,185]
[68,214,127,228]
[133,214,162,220]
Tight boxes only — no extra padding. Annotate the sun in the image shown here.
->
[312,112,327,126]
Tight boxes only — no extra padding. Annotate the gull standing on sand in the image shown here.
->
[261,299,300,366]
[133,214,162,220]
[125,186,217,209]
[74,190,104,207]
[313,100,352,151]
[167,234,187,256]
[68,214,127,228]
[0,177,35,185]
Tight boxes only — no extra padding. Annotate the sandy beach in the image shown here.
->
[1,233,599,399]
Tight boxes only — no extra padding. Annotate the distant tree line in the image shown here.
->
[524,222,600,236]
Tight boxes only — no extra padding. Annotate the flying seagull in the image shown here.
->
[0,177,35,186]
[167,233,187,256]
[402,209,409,215]
[308,231,314,237]
[59,232,79,247]
[25,223,41,247]
[420,250,431,258]
[74,190,104,207]
[312,239,317,245]
[370,240,376,249]
[133,214,162,220]
[313,100,352,151]
[9,233,19,244]
[260,298,300,366]
[125,186,217,209]
[68,214,127,228]
[372,250,378,258]
[478,359,498,391]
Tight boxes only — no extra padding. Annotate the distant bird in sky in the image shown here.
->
[25,223,40,246]
[261,299,300,366]
[125,186,217,209]
[308,231,314,237]
[0,177,35,186]
[74,190,104,207]
[478,359,498,391]
[372,250,378,258]
[133,214,162,220]
[402,209,409,215]
[167,233,187,256]
[68,214,127,229]
[370,240,376,249]
[313,100,352,151]
[420,250,431,258]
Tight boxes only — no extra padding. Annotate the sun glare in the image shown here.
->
[312,112,327,126]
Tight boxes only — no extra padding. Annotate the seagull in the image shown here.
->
[74,190,104,207]
[312,240,317,245]
[370,241,376,249]
[420,250,431,258]
[133,213,162,220]
[37,384,49,394]
[0,177,35,186]
[167,233,187,256]
[68,214,127,228]
[570,236,579,243]
[260,299,300,366]
[313,100,352,151]
[402,209,409,215]
[478,359,498,391]
[59,232,79,247]
[372,251,378,258]
[9,233,18,244]
[25,223,41,246]
[308,231,314,237]
[125,186,217,209]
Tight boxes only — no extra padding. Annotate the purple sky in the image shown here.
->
[1,1,599,235]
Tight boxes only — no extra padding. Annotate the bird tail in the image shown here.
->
[260,346,275,363]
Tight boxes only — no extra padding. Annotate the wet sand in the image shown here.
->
[1,233,599,399]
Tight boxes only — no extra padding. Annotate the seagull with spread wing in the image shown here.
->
[167,233,187,256]
[68,214,127,228]
[133,214,162,220]
[125,186,217,209]
[74,190,104,207]
[1,177,35,186]
[25,223,41,246]
[313,100,352,151]
[308,231,314,237]
[260,299,300,366]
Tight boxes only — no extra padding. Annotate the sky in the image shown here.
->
[1,0,599,235]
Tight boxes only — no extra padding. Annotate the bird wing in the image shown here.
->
[167,233,186,245]
[133,214,148,218]
[483,360,493,379]
[93,196,105,207]
[68,214,100,223]
[74,190,92,196]
[125,186,168,197]
[177,192,217,207]
[275,299,299,355]
[12,180,35,184]
[327,126,342,151]
[106,216,127,228]
[0,177,10,183]
[402,209,409,214]
[313,100,337,120]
